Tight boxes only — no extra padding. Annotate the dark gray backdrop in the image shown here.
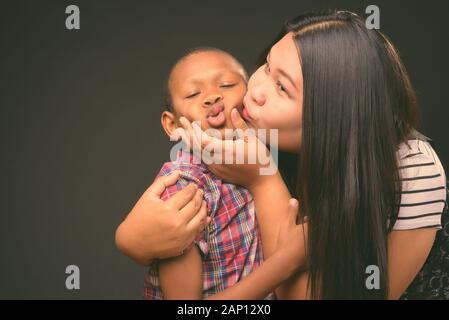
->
[1,0,448,299]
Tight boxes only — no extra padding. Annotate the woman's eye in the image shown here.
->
[277,80,286,93]
[185,92,200,99]
[220,83,237,88]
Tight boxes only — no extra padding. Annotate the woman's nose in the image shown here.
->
[250,81,266,106]
[203,94,222,107]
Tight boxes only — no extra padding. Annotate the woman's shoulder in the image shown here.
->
[393,138,447,231]
[397,138,446,183]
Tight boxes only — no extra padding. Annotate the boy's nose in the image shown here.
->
[203,94,222,107]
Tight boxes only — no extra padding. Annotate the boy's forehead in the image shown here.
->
[170,51,243,83]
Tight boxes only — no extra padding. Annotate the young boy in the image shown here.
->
[144,48,273,299]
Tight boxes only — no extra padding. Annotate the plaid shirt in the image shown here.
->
[144,151,273,299]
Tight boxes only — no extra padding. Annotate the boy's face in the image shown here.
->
[164,51,247,138]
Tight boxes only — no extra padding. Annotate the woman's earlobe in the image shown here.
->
[161,111,178,137]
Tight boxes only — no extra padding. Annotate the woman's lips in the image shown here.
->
[242,95,254,122]
[242,105,252,121]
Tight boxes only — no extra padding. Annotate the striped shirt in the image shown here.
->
[143,151,274,299]
[393,139,447,230]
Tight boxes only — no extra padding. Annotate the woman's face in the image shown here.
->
[242,32,303,153]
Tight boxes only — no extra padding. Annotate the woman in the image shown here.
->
[116,10,447,299]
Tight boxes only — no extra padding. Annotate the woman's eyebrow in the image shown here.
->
[278,68,297,91]
[267,50,297,91]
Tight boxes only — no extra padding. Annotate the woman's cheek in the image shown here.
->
[266,106,297,130]
[280,100,302,128]
[253,108,277,130]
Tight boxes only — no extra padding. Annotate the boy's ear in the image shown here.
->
[161,111,178,137]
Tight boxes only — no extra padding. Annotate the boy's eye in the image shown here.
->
[185,92,200,99]
[220,83,237,88]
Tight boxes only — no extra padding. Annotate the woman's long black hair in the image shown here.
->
[259,10,419,299]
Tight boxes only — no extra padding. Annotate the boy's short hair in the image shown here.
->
[164,47,248,112]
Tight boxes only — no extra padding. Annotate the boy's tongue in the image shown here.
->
[206,104,226,127]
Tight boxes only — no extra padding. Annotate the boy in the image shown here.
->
[144,48,272,299]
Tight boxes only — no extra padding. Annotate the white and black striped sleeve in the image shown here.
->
[393,140,446,231]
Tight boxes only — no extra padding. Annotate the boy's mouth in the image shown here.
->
[206,103,226,128]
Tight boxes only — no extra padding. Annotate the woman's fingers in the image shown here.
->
[192,121,213,149]
[186,200,208,233]
[231,108,249,131]
[179,117,194,142]
[178,117,207,153]
[278,199,298,237]
[171,127,193,149]
[287,198,299,226]
[180,116,225,150]
[177,188,204,221]
[145,170,181,198]
[178,115,257,166]
[165,183,198,209]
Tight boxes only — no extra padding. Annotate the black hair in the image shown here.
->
[259,10,419,299]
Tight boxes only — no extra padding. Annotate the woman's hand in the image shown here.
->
[176,108,292,261]
[273,199,308,274]
[176,109,278,191]
[115,171,209,266]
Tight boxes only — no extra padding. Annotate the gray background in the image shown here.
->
[1,0,448,299]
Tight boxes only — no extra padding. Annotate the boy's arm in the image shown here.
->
[205,250,299,300]
[160,243,302,300]
[158,188,305,300]
[159,245,203,299]
[159,166,207,300]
